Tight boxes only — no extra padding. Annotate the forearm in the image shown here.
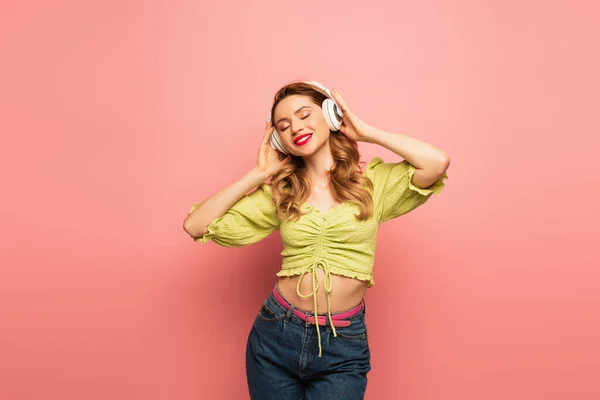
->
[183,167,271,237]
[364,127,449,170]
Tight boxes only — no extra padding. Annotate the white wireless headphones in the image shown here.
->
[268,80,343,155]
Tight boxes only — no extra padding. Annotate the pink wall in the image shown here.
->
[1,1,598,399]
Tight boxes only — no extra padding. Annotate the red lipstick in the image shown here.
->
[294,133,313,146]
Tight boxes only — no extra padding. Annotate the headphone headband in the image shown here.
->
[268,80,332,122]
[303,80,332,97]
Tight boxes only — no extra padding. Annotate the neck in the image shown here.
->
[303,144,334,184]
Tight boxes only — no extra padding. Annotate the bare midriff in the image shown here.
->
[277,270,369,314]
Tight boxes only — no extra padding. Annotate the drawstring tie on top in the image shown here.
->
[296,259,337,357]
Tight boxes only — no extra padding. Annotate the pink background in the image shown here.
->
[1,1,599,399]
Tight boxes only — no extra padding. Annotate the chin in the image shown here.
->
[290,142,319,156]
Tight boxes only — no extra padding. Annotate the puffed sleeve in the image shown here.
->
[186,183,280,247]
[364,156,448,223]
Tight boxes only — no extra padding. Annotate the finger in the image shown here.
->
[262,128,273,145]
[263,121,273,137]
[266,123,274,135]
[331,88,351,113]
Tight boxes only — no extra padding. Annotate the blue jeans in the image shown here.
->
[245,284,371,399]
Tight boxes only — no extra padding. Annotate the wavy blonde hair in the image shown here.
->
[269,81,374,222]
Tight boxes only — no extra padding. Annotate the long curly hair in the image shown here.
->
[269,81,374,222]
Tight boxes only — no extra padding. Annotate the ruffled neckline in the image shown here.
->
[298,162,369,216]
[301,201,352,216]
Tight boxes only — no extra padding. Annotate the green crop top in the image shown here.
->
[187,156,448,356]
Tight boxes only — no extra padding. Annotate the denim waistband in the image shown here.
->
[265,284,366,323]
[267,283,367,357]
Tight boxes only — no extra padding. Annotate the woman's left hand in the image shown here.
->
[330,88,374,143]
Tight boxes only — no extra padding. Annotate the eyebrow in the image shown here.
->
[275,106,312,125]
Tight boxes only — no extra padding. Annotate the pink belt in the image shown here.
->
[272,285,363,327]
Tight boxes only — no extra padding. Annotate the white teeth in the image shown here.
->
[296,134,312,144]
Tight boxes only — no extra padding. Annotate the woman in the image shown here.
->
[183,81,450,399]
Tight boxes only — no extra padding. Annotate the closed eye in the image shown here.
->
[280,115,310,131]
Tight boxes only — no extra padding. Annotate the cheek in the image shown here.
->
[316,118,331,136]
[318,114,332,131]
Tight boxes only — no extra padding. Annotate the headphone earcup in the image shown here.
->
[322,98,343,131]
[269,128,289,155]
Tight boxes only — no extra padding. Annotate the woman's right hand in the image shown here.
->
[257,120,291,178]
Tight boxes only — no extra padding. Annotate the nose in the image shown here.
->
[291,119,306,135]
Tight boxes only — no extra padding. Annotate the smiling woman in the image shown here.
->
[184,79,449,399]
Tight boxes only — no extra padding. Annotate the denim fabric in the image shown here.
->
[245,285,371,399]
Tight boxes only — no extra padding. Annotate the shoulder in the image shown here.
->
[363,155,412,172]
[246,182,275,204]
[257,182,273,193]
[363,155,384,172]
[362,156,417,190]
[362,155,403,178]
[360,156,382,183]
